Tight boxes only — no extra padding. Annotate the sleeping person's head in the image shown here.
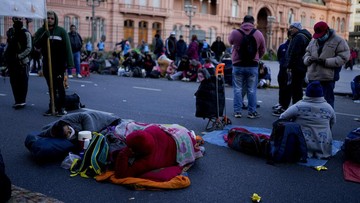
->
[51,120,75,140]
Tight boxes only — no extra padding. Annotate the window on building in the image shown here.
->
[0,16,4,37]
[301,12,306,26]
[208,27,216,43]
[310,14,315,27]
[232,0,238,17]
[288,9,294,24]
[153,0,160,8]
[355,24,360,32]
[64,15,79,32]
[201,1,208,14]
[34,19,42,32]
[64,16,70,31]
[248,7,253,16]
[279,11,283,23]
[125,0,132,4]
[336,17,340,31]
[139,0,146,6]
[331,17,335,29]
[341,18,345,33]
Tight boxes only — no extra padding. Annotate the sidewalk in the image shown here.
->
[263,60,360,96]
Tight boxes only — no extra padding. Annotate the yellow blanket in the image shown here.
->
[96,171,191,190]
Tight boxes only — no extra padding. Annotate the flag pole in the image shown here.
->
[44,20,56,115]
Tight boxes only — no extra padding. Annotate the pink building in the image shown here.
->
[0,0,351,52]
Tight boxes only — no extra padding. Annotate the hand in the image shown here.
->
[316,58,326,66]
[307,56,317,64]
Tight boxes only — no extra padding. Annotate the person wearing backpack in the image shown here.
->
[273,22,312,116]
[4,17,32,110]
[279,81,336,159]
[228,15,266,119]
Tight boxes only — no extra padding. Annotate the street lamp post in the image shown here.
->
[184,4,197,42]
[86,0,104,49]
[267,16,276,51]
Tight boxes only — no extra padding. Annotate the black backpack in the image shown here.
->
[65,93,85,111]
[267,119,308,164]
[342,127,360,163]
[237,29,257,66]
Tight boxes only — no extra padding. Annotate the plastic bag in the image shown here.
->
[61,152,81,170]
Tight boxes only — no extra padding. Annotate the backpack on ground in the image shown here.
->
[342,127,360,163]
[267,119,308,164]
[227,127,269,157]
[70,132,109,178]
[131,66,143,78]
[237,29,257,66]
[65,93,85,111]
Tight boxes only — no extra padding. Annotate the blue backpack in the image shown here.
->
[267,119,308,164]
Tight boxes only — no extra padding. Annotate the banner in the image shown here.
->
[0,0,47,19]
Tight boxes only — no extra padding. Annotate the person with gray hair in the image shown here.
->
[273,22,312,116]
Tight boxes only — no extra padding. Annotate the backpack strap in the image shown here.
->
[237,29,257,36]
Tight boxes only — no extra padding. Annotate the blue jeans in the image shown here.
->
[68,51,81,75]
[232,65,258,113]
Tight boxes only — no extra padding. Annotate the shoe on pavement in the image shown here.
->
[233,112,242,118]
[77,74,82,78]
[43,109,55,116]
[68,75,74,78]
[56,109,67,117]
[272,108,286,117]
[13,103,26,109]
[247,112,260,119]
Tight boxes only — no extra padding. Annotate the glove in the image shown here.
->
[316,58,326,66]
[307,56,317,64]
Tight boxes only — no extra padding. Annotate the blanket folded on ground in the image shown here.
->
[343,160,360,183]
[96,171,191,190]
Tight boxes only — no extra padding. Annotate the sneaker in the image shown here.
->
[272,108,286,117]
[233,112,242,118]
[181,77,187,81]
[77,74,82,78]
[43,109,54,116]
[247,112,260,119]
[13,103,26,109]
[56,109,67,117]
[272,103,281,110]
[68,75,74,78]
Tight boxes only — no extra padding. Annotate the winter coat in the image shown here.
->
[68,31,83,52]
[228,22,266,66]
[34,12,74,75]
[280,96,336,159]
[277,39,290,70]
[211,40,226,58]
[40,111,121,138]
[176,40,187,58]
[187,40,199,60]
[304,29,350,81]
[284,29,312,72]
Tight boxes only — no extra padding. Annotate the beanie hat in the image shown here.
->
[306,81,324,98]
[313,21,329,39]
[290,22,302,30]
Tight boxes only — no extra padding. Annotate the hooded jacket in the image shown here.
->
[228,22,266,66]
[284,29,312,72]
[304,29,350,81]
[34,11,74,75]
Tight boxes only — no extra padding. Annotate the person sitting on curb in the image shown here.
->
[279,81,336,159]
[351,75,360,102]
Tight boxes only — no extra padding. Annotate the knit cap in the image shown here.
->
[306,81,324,97]
[290,22,302,30]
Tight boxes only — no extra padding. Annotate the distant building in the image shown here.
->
[0,0,351,52]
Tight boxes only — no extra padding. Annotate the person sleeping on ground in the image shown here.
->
[114,125,201,181]
[279,81,336,159]
[25,111,121,161]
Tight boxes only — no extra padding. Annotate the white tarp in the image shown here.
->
[0,0,47,19]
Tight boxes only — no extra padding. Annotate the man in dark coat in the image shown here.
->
[175,35,187,65]
[211,36,226,62]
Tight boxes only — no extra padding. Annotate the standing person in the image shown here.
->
[273,22,312,116]
[85,41,92,57]
[303,21,350,108]
[68,24,83,78]
[228,15,266,119]
[187,34,199,61]
[165,31,177,61]
[34,10,74,116]
[153,34,164,59]
[211,36,226,62]
[272,31,291,113]
[4,17,32,109]
[97,39,105,51]
[175,35,187,65]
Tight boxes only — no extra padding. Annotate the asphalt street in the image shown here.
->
[0,61,359,203]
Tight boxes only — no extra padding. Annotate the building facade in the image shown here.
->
[0,0,351,52]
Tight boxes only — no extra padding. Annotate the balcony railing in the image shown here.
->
[119,4,168,17]
[227,16,242,25]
